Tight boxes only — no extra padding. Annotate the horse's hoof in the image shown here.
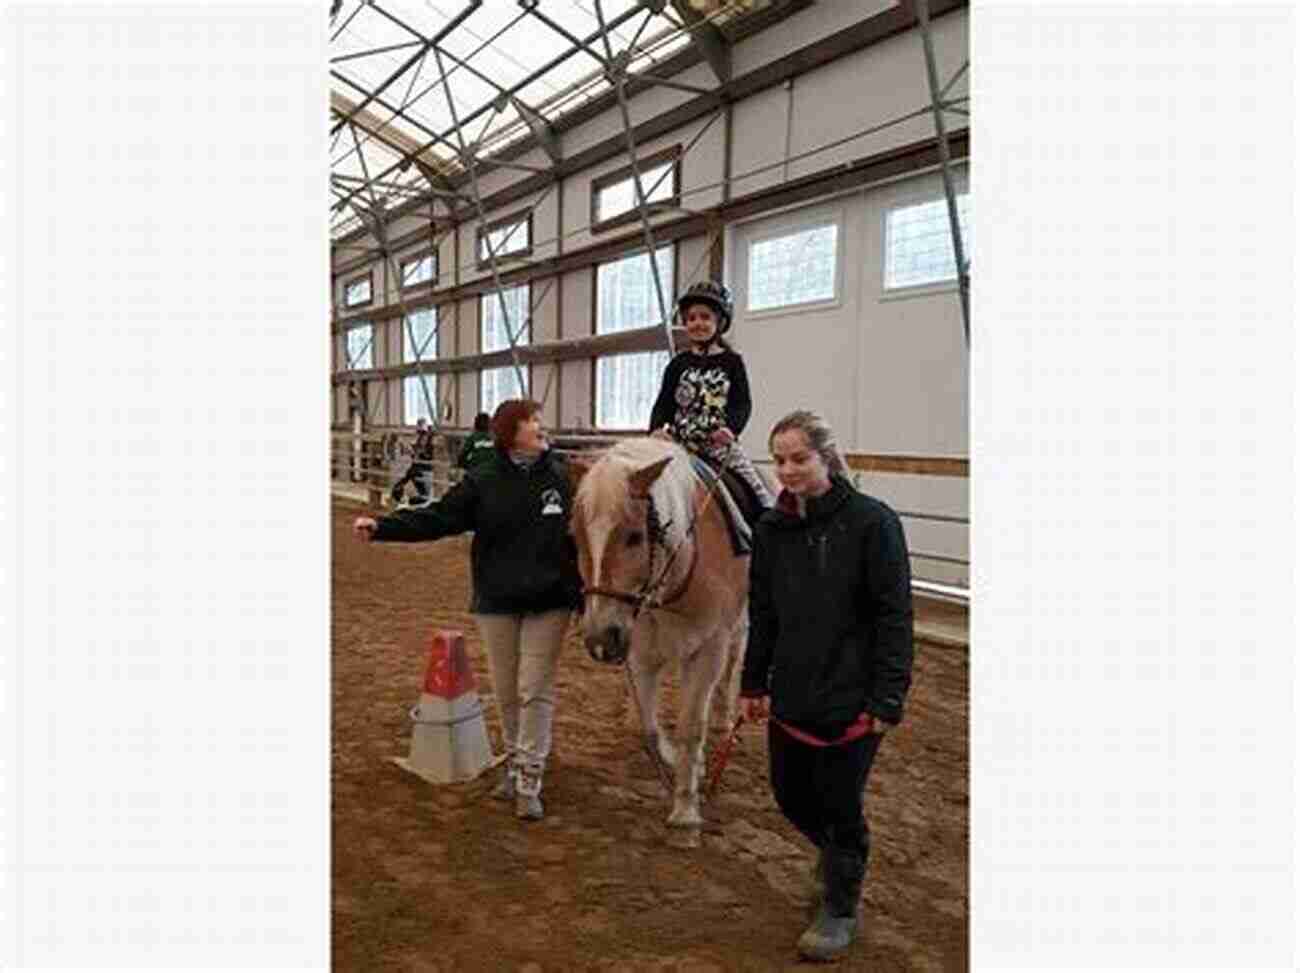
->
[665,826,701,849]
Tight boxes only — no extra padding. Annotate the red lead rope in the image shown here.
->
[703,713,747,802]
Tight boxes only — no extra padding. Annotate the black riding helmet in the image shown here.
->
[677,280,734,336]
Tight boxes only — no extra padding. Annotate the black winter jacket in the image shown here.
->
[371,447,582,616]
[741,475,914,732]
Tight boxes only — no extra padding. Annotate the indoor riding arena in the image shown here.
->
[329,2,970,970]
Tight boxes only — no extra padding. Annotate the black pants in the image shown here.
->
[769,721,883,915]
[390,461,432,502]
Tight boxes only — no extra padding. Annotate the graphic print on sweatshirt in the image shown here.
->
[670,365,731,448]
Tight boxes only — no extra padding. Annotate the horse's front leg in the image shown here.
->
[627,627,675,772]
[666,638,726,841]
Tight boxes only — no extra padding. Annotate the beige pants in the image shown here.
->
[474,609,572,793]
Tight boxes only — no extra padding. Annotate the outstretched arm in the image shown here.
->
[369,474,479,543]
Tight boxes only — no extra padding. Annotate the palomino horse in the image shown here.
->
[570,437,749,845]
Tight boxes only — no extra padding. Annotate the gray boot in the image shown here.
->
[514,767,544,821]
[797,847,865,962]
[490,763,516,801]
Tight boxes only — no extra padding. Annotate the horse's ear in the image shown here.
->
[628,455,673,497]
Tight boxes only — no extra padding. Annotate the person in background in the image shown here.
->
[354,399,581,822]
[457,411,495,472]
[389,417,436,506]
[648,280,773,518]
[741,409,914,962]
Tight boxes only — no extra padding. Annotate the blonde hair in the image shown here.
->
[768,410,847,477]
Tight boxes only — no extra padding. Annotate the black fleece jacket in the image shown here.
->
[370,447,582,616]
[648,349,753,447]
[741,475,914,732]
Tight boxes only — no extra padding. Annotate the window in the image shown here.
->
[477,211,531,265]
[481,284,531,353]
[747,222,839,312]
[596,246,675,334]
[402,308,437,363]
[345,323,373,370]
[595,246,674,429]
[591,146,679,232]
[403,375,437,425]
[480,365,528,415]
[480,284,531,414]
[400,252,435,288]
[344,272,372,308]
[884,194,971,290]
[596,351,669,429]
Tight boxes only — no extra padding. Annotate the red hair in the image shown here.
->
[491,398,542,450]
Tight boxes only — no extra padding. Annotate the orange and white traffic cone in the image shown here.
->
[390,630,495,785]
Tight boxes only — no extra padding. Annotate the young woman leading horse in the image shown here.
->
[570,436,749,846]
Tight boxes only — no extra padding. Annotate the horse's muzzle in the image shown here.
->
[584,625,629,665]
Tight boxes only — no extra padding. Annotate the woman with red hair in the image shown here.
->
[354,399,581,821]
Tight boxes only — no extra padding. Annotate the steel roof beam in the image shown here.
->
[669,0,731,84]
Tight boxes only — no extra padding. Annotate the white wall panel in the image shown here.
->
[732,0,898,77]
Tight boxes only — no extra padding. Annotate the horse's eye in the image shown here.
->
[626,530,644,547]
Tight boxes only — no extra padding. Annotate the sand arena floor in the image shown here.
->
[331,498,968,971]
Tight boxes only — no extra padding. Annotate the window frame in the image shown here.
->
[479,282,532,354]
[342,270,373,309]
[399,249,437,290]
[344,322,375,371]
[475,209,533,268]
[590,145,681,235]
[593,242,677,336]
[743,216,844,317]
[403,373,438,425]
[593,349,672,432]
[880,191,971,297]
[400,306,438,364]
[736,203,846,322]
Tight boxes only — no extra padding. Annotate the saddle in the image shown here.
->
[688,456,758,556]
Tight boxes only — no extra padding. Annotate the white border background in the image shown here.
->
[1,1,1294,970]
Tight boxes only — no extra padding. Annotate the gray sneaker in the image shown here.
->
[515,770,544,820]
[796,906,860,962]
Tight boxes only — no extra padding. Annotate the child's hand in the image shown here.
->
[709,428,736,447]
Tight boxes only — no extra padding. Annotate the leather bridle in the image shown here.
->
[581,470,719,620]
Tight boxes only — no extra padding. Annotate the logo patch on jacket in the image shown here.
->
[540,488,563,516]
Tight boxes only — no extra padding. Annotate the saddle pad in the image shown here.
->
[688,455,752,556]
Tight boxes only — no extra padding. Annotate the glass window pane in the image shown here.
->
[401,254,434,286]
[479,217,529,262]
[403,375,436,424]
[402,307,438,363]
[747,223,838,312]
[596,246,675,335]
[345,277,371,306]
[345,324,373,370]
[481,284,531,352]
[597,161,673,223]
[596,350,670,429]
[480,365,528,415]
[884,195,971,290]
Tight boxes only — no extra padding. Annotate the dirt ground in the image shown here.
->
[332,499,968,972]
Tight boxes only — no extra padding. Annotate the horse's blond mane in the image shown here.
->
[574,437,696,539]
